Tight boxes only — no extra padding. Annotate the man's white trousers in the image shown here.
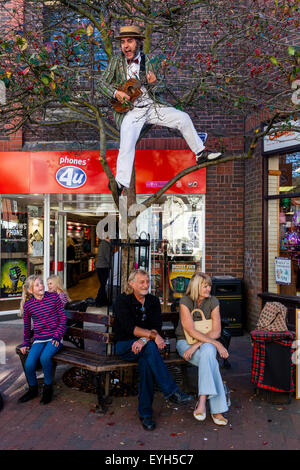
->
[116,105,205,188]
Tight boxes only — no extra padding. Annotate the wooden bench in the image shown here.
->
[16,310,187,413]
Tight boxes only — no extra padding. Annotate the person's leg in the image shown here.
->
[96,267,110,306]
[147,106,204,155]
[39,340,63,386]
[137,355,155,418]
[195,343,228,415]
[116,108,147,188]
[24,342,45,386]
[177,340,227,416]
[19,343,44,402]
[140,341,178,399]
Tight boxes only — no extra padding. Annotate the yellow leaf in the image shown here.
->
[16,36,28,51]
[87,24,94,37]
[50,82,56,91]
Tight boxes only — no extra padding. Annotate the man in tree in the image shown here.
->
[98,25,222,196]
[113,269,193,430]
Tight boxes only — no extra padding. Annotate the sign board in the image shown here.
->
[275,257,291,285]
[0,150,206,195]
[263,119,300,154]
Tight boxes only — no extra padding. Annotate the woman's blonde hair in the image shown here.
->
[125,269,149,295]
[47,274,70,300]
[186,272,212,302]
[19,275,42,317]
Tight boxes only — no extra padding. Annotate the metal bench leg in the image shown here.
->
[95,373,107,414]
[180,363,189,392]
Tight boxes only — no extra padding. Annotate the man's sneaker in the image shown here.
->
[108,181,124,197]
[198,132,208,145]
[168,389,194,405]
[196,150,222,165]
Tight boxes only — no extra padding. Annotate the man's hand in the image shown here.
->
[115,90,131,104]
[132,338,147,355]
[146,71,157,84]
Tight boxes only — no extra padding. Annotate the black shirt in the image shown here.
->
[113,292,162,342]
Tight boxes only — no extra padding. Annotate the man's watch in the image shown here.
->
[140,337,147,344]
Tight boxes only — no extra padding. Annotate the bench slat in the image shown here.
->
[65,310,114,326]
[65,326,112,344]
[52,346,185,373]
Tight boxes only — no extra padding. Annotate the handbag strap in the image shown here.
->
[191,308,206,321]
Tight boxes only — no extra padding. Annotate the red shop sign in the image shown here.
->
[0,149,206,194]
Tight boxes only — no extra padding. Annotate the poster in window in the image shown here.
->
[28,217,44,255]
[151,260,163,300]
[275,257,291,285]
[0,259,27,298]
[168,261,197,302]
[1,198,28,253]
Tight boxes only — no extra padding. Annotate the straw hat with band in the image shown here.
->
[115,25,145,40]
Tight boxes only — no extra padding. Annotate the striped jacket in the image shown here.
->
[22,291,67,347]
[97,53,170,129]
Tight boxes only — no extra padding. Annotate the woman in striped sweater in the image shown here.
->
[18,275,67,405]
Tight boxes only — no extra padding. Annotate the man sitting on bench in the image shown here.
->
[113,268,193,431]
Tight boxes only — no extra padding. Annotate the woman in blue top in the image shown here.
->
[176,272,229,425]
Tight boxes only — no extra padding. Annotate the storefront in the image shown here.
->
[0,149,207,313]
[262,120,300,329]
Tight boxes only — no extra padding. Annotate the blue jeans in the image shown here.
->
[25,340,63,386]
[116,339,178,418]
[176,340,228,414]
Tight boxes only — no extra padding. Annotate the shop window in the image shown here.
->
[267,153,300,297]
[0,196,46,300]
[136,194,205,309]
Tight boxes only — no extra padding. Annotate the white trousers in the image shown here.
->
[116,105,205,188]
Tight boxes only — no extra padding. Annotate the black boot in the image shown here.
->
[40,384,53,405]
[18,385,38,403]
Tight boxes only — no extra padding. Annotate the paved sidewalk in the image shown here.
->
[0,319,300,451]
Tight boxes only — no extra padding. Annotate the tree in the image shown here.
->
[0,0,299,276]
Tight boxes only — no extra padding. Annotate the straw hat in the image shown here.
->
[115,25,145,40]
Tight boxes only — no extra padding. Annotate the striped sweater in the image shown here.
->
[22,291,67,347]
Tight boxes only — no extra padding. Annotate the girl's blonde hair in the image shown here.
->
[47,274,70,300]
[186,272,212,302]
[19,275,42,317]
[125,269,149,295]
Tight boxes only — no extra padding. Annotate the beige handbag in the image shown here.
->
[183,308,213,345]
[256,301,288,332]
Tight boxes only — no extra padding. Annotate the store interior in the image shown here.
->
[0,193,206,312]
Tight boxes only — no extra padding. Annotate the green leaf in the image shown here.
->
[269,56,278,65]
[41,75,50,85]
[288,46,295,56]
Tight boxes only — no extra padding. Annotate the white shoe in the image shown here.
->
[196,150,222,165]
[193,399,206,421]
[193,410,206,421]
[211,414,228,426]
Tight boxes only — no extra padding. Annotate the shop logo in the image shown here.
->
[56,166,87,189]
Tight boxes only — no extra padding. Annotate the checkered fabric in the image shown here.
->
[250,330,296,393]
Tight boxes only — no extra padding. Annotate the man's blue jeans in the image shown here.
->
[24,340,63,386]
[116,339,178,418]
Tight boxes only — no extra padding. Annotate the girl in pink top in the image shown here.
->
[47,275,71,307]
